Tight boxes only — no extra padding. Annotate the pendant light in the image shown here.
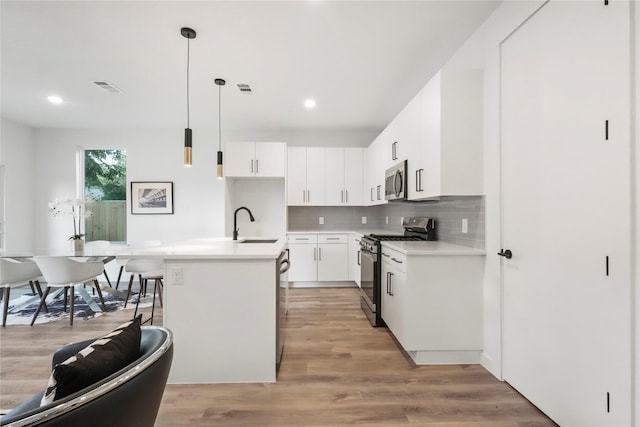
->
[215,78,226,179]
[181,27,196,167]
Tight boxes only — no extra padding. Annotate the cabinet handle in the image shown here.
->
[318,247,322,261]
[303,190,306,203]
[256,159,259,174]
[251,160,254,174]
[392,141,398,161]
[313,247,317,261]
[357,250,361,266]
[377,185,381,200]
[307,190,310,203]
[370,187,374,202]
[415,169,420,192]
[419,169,424,192]
[345,189,348,203]
[386,272,390,294]
[391,257,403,264]
[295,238,309,241]
[341,190,344,203]
[388,272,394,296]
[326,237,341,241]
[382,252,390,258]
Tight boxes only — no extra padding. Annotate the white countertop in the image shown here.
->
[381,241,486,256]
[116,237,287,260]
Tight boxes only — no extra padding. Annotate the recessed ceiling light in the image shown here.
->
[304,99,316,109]
[47,95,63,104]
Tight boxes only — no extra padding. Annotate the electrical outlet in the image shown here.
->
[462,218,468,234]
[362,216,367,224]
[319,217,324,225]
[170,267,183,285]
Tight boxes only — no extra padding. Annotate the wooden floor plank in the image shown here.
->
[0,287,556,426]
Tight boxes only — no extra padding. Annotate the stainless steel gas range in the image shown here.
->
[359,217,436,327]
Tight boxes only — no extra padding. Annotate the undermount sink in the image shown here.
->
[238,239,279,244]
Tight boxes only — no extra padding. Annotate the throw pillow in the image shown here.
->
[40,314,142,406]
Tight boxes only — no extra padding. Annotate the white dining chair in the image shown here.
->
[124,258,163,325]
[115,240,161,290]
[0,258,44,327]
[31,256,106,326]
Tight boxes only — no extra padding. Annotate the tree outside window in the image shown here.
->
[84,149,126,242]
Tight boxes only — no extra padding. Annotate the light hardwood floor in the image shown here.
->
[1,287,556,426]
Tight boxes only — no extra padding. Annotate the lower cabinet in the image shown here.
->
[380,244,484,364]
[348,234,362,287]
[288,233,349,282]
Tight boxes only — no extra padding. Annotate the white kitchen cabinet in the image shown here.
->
[287,147,325,205]
[287,233,349,282]
[226,142,286,178]
[407,69,483,200]
[364,136,387,206]
[381,249,406,341]
[317,239,349,281]
[325,148,363,206]
[287,234,318,282]
[380,243,484,365]
[348,233,362,287]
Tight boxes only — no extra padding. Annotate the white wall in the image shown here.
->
[225,179,286,238]
[0,118,36,252]
[33,128,225,249]
[228,129,377,148]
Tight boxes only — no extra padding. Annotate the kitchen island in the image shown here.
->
[118,237,288,384]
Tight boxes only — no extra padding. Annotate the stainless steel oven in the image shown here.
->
[359,240,380,326]
[359,218,437,327]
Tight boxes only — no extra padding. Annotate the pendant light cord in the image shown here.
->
[218,84,221,151]
[186,37,190,128]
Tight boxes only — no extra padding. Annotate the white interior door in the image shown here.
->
[500,1,631,425]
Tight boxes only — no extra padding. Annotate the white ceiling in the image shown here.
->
[1,1,500,135]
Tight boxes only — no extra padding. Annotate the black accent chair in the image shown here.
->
[0,326,173,427]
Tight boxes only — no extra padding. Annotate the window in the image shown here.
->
[84,149,126,242]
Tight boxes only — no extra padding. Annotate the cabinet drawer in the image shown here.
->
[318,234,348,244]
[380,246,406,272]
[288,234,318,244]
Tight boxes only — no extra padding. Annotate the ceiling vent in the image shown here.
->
[91,81,122,93]
[237,83,252,94]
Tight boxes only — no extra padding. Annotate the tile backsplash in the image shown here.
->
[288,196,485,249]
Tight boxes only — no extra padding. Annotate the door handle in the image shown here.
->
[498,249,513,259]
[388,272,394,296]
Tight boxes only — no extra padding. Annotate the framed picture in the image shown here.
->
[130,181,174,214]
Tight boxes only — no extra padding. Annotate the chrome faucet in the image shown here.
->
[233,207,255,240]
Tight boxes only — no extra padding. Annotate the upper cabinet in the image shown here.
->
[288,147,362,206]
[364,132,389,206]
[287,147,325,205]
[324,147,363,206]
[225,142,286,178]
[408,69,483,200]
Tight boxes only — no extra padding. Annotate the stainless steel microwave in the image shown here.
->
[385,160,407,201]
